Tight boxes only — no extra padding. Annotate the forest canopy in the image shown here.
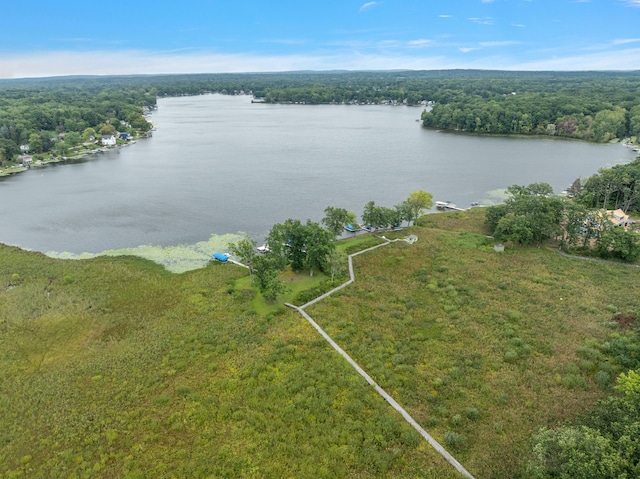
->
[3,70,640,165]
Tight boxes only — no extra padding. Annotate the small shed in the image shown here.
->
[494,243,505,252]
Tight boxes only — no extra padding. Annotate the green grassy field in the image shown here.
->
[1,208,637,478]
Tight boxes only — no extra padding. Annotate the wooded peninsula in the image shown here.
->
[2,70,640,170]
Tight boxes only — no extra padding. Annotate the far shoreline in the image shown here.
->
[0,136,149,179]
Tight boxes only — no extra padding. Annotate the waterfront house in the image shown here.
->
[101,134,116,147]
[18,155,33,165]
[608,208,631,228]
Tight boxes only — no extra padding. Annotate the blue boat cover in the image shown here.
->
[213,252,228,262]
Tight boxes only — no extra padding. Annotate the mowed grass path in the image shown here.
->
[1,208,636,477]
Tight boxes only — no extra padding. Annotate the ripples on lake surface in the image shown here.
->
[1,94,636,270]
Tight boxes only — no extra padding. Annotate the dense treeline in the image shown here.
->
[485,158,640,261]
[3,70,640,166]
[0,76,157,166]
[420,71,640,142]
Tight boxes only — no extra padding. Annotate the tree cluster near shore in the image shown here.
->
[485,160,640,262]
[4,70,640,165]
[229,191,432,302]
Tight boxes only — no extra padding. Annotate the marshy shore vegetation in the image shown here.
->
[2,207,639,477]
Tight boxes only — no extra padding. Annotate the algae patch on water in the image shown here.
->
[46,233,245,273]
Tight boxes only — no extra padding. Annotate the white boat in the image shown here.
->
[256,244,270,254]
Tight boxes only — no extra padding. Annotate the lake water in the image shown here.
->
[1,94,637,271]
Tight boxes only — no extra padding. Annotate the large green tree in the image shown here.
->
[322,206,357,238]
[228,236,258,281]
[362,201,400,230]
[303,220,335,277]
[0,138,19,165]
[267,219,307,272]
[486,183,564,245]
[267,219,335,276]
[253,254,286,302]
[403,190,434,225]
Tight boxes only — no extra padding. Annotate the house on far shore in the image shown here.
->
[18,154,33,166]
[118,132,131,141]
[101,134,116,147]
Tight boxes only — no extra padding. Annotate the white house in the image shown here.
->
[101,134,116,147]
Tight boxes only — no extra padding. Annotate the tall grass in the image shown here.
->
[1,208,637,478]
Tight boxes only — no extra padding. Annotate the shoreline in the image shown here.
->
[0,136,149,178]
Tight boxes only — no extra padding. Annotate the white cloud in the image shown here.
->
[512,23,526,28]
[3,45,640,79]
[439,14,453,18]
[359,2,380,12]
[260,38,309,45]
[481,0,495,3]
[479,41,520,47]
[408,39,434,47]
[612,38,640,45]
[468,17,494,25]
[622,0,640,6]
[508,47,640,70]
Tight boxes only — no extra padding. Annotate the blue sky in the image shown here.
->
[2,0,640,78]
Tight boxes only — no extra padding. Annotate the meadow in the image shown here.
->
[1,208,637,478]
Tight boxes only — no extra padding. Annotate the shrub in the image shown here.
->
[464,407,481,421]
[414,266,429,282]
[577,345,601,361]
[505,310,523,321]
[450,414,463,426]
[443,431,467,451]
[594,370,612,388]
[175,386,193,397]
[425,417,439,427]
[561,374,587,389]
[504,350,519,363]
[431,377,444,388]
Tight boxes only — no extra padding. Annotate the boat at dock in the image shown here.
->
[212,252,230,262]
[435,201,456,210]
[435,201,467,211]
